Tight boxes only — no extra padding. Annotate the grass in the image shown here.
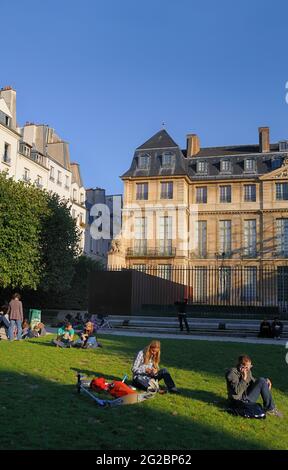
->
[0,334,287,450]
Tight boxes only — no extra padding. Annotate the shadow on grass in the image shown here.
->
[71,367,123,382]
[0,368,270,450]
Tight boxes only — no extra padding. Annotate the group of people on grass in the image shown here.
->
[130,340,283,417]
[258,317,284,338]
[52,320,102,349]
[0,293,46,341]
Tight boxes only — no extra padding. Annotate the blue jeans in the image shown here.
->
[0,314,10,330]
[245,377,275,411]
[9,320,22,341]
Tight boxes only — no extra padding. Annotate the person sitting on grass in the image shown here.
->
[52,322,74,348]
[29,322,47,338]
[0,304,10,335]
[22,319,30,339]
[258,319,271,338]
[73,321,100,348]
[225,354,283,417]
[132,340,178,394]
[271,317,283,339]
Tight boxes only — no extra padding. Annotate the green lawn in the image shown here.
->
[0,334,287,450]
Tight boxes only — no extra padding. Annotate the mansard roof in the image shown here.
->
[122,130,287,180]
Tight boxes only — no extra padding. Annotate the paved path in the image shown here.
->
[46,327,287,346]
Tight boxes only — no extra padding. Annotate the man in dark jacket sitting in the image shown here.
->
[271,317,283,339]
[225,354,283,417]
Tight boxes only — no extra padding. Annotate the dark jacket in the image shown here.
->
[175,301,187,315]
[8,299,23,321]
[225,367,256,402]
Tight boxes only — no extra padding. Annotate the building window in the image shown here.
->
[279,141,288,151]
[19,143,30,157]
[65,175,69,189]
[196,187,207,204]
[72,209,76,219]
[277,266,288,302]
[161,152,174,168]
[244,184,256,202]
[73,189,77,202]
[197,161,207,174]
[57,171,62,185]
[194,267,207,303]
[36,175,42,188]
[23,168,30,182]
[244,158,255,172]
[158,265,172,280]
[136,183,148,200]
[80,193,85,204]
[276,219,288,257]
[276,183,288,200]
[158,216,173,255]
[3,142,11,163]
[242,267,257,301]
[5,115,10,126]
[219,185,231,203]
[160,181,173,199]
[134,217,147,254]
[219,220,231,256]
[218,267,231,301]
[138,154,150,169]
[50,166,54,181]
[220,160,231,173]
[196,221,207,257]
[243,219,257,257]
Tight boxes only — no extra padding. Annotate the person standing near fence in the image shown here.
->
[174,298,190,333]
[8,293,23,341]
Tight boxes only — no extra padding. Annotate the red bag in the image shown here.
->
[90,377,110,392]
[108,381,136,398]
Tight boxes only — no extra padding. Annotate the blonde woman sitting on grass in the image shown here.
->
[132,340,178,393]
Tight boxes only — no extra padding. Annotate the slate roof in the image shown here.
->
[122,130,286,180]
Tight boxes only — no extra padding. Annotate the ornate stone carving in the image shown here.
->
[109,238,122,254]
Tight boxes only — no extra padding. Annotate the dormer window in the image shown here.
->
[19,143,31,157]
[279,141,288,151]
[197,161,207,174]
[138,154,150,169]
[244,158,256,172]
[220,159,231,173]
[162,152,174,168]
[0,110,11,128]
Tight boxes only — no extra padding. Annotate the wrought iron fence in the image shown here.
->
[106,264,288,311]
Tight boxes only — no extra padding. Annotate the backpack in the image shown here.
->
[109,381,136,398]
[90,377,110,392]
[227,402,266,419]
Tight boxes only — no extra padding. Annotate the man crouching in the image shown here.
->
[225,354,283,417]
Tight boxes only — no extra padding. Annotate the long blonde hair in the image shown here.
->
[143,340,161,369]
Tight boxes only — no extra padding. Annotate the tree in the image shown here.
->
[39,192,81,293]
[0,172,47,289]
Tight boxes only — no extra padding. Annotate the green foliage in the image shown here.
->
[39,192,80,293]
[0,173,47,289]
[0,172,81,295]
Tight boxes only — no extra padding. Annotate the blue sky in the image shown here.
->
[2,0,288,193]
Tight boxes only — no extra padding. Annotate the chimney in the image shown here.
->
[0,86,16,129]
[259,127,270,153]
[187,134,200,157]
